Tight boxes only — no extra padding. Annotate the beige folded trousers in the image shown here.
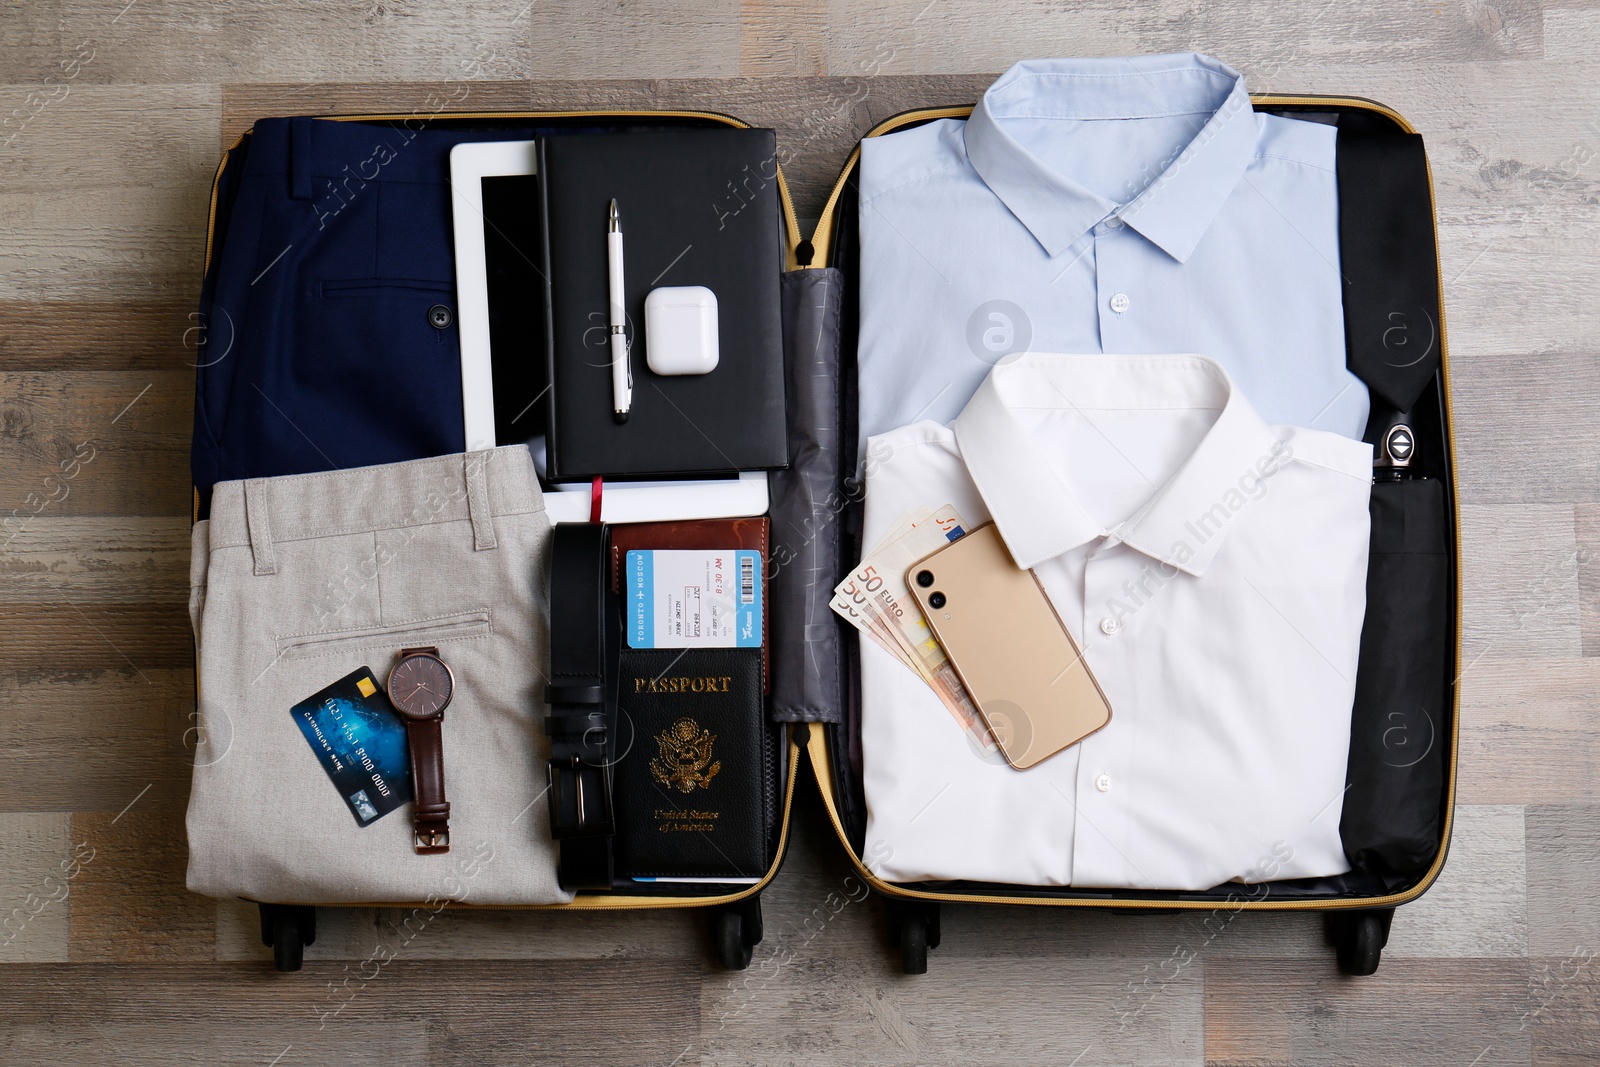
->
[186,446,571,905]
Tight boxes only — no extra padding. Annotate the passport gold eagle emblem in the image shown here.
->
[650,717,722,793]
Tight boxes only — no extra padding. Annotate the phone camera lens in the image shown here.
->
[928,592,946,609]
[916,569,935,587]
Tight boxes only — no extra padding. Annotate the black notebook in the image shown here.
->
[538,128,788,481]
[613,648,768,880]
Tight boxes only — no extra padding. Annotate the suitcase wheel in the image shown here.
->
[883,898,940,975]
[259,903,318,973]
[711,895,763,971]
[899,913,928,975]
[1327,908,1392,976]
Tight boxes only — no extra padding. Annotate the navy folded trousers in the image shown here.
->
[192,116,536,517]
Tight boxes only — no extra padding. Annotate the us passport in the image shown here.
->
[290,667,413,827]
[614,648,768,881]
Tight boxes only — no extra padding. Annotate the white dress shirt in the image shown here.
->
[860,353,1370,890]
[856,53,1368,458]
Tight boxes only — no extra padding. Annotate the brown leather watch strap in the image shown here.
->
[406,713,450,854]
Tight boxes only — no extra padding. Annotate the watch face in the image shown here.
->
[386,654,454,719]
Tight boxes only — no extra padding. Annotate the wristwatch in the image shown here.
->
[385,646,454,854]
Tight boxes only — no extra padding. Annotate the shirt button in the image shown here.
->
[1095,774,1112,792]
[1100,616,1120,635]
[1109,293,1130,314]
[1105,216,1124,230]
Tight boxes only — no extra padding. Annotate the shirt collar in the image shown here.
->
[963,54,1259,263]
[951,353,1282,577]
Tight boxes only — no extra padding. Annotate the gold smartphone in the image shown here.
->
[906,523,1112,769]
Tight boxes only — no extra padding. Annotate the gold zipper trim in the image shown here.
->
[202,108,805,276]
[805,94,1461,913]
[264,729,802,911]
[201,139,235,282]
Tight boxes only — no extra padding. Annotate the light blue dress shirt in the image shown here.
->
[856,53,1369,453]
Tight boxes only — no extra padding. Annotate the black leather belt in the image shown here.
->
[544,522,618,891]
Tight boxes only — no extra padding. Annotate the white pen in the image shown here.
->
[607,198,632,424]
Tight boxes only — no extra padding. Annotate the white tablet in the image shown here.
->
[449,139,536,452]
[448,140,768,523]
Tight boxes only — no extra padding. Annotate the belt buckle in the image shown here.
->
[548,755,615,839]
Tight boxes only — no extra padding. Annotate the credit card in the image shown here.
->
[626,549,762,649]
[290,666,414,826]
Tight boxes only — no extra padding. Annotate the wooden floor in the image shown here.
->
[1,2,1597,1064]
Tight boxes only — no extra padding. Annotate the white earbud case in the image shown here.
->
[644,285,720,375]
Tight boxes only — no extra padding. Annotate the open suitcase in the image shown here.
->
[190,106,816,972]
[190,84,1454,977]
[794,94,1459,975]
